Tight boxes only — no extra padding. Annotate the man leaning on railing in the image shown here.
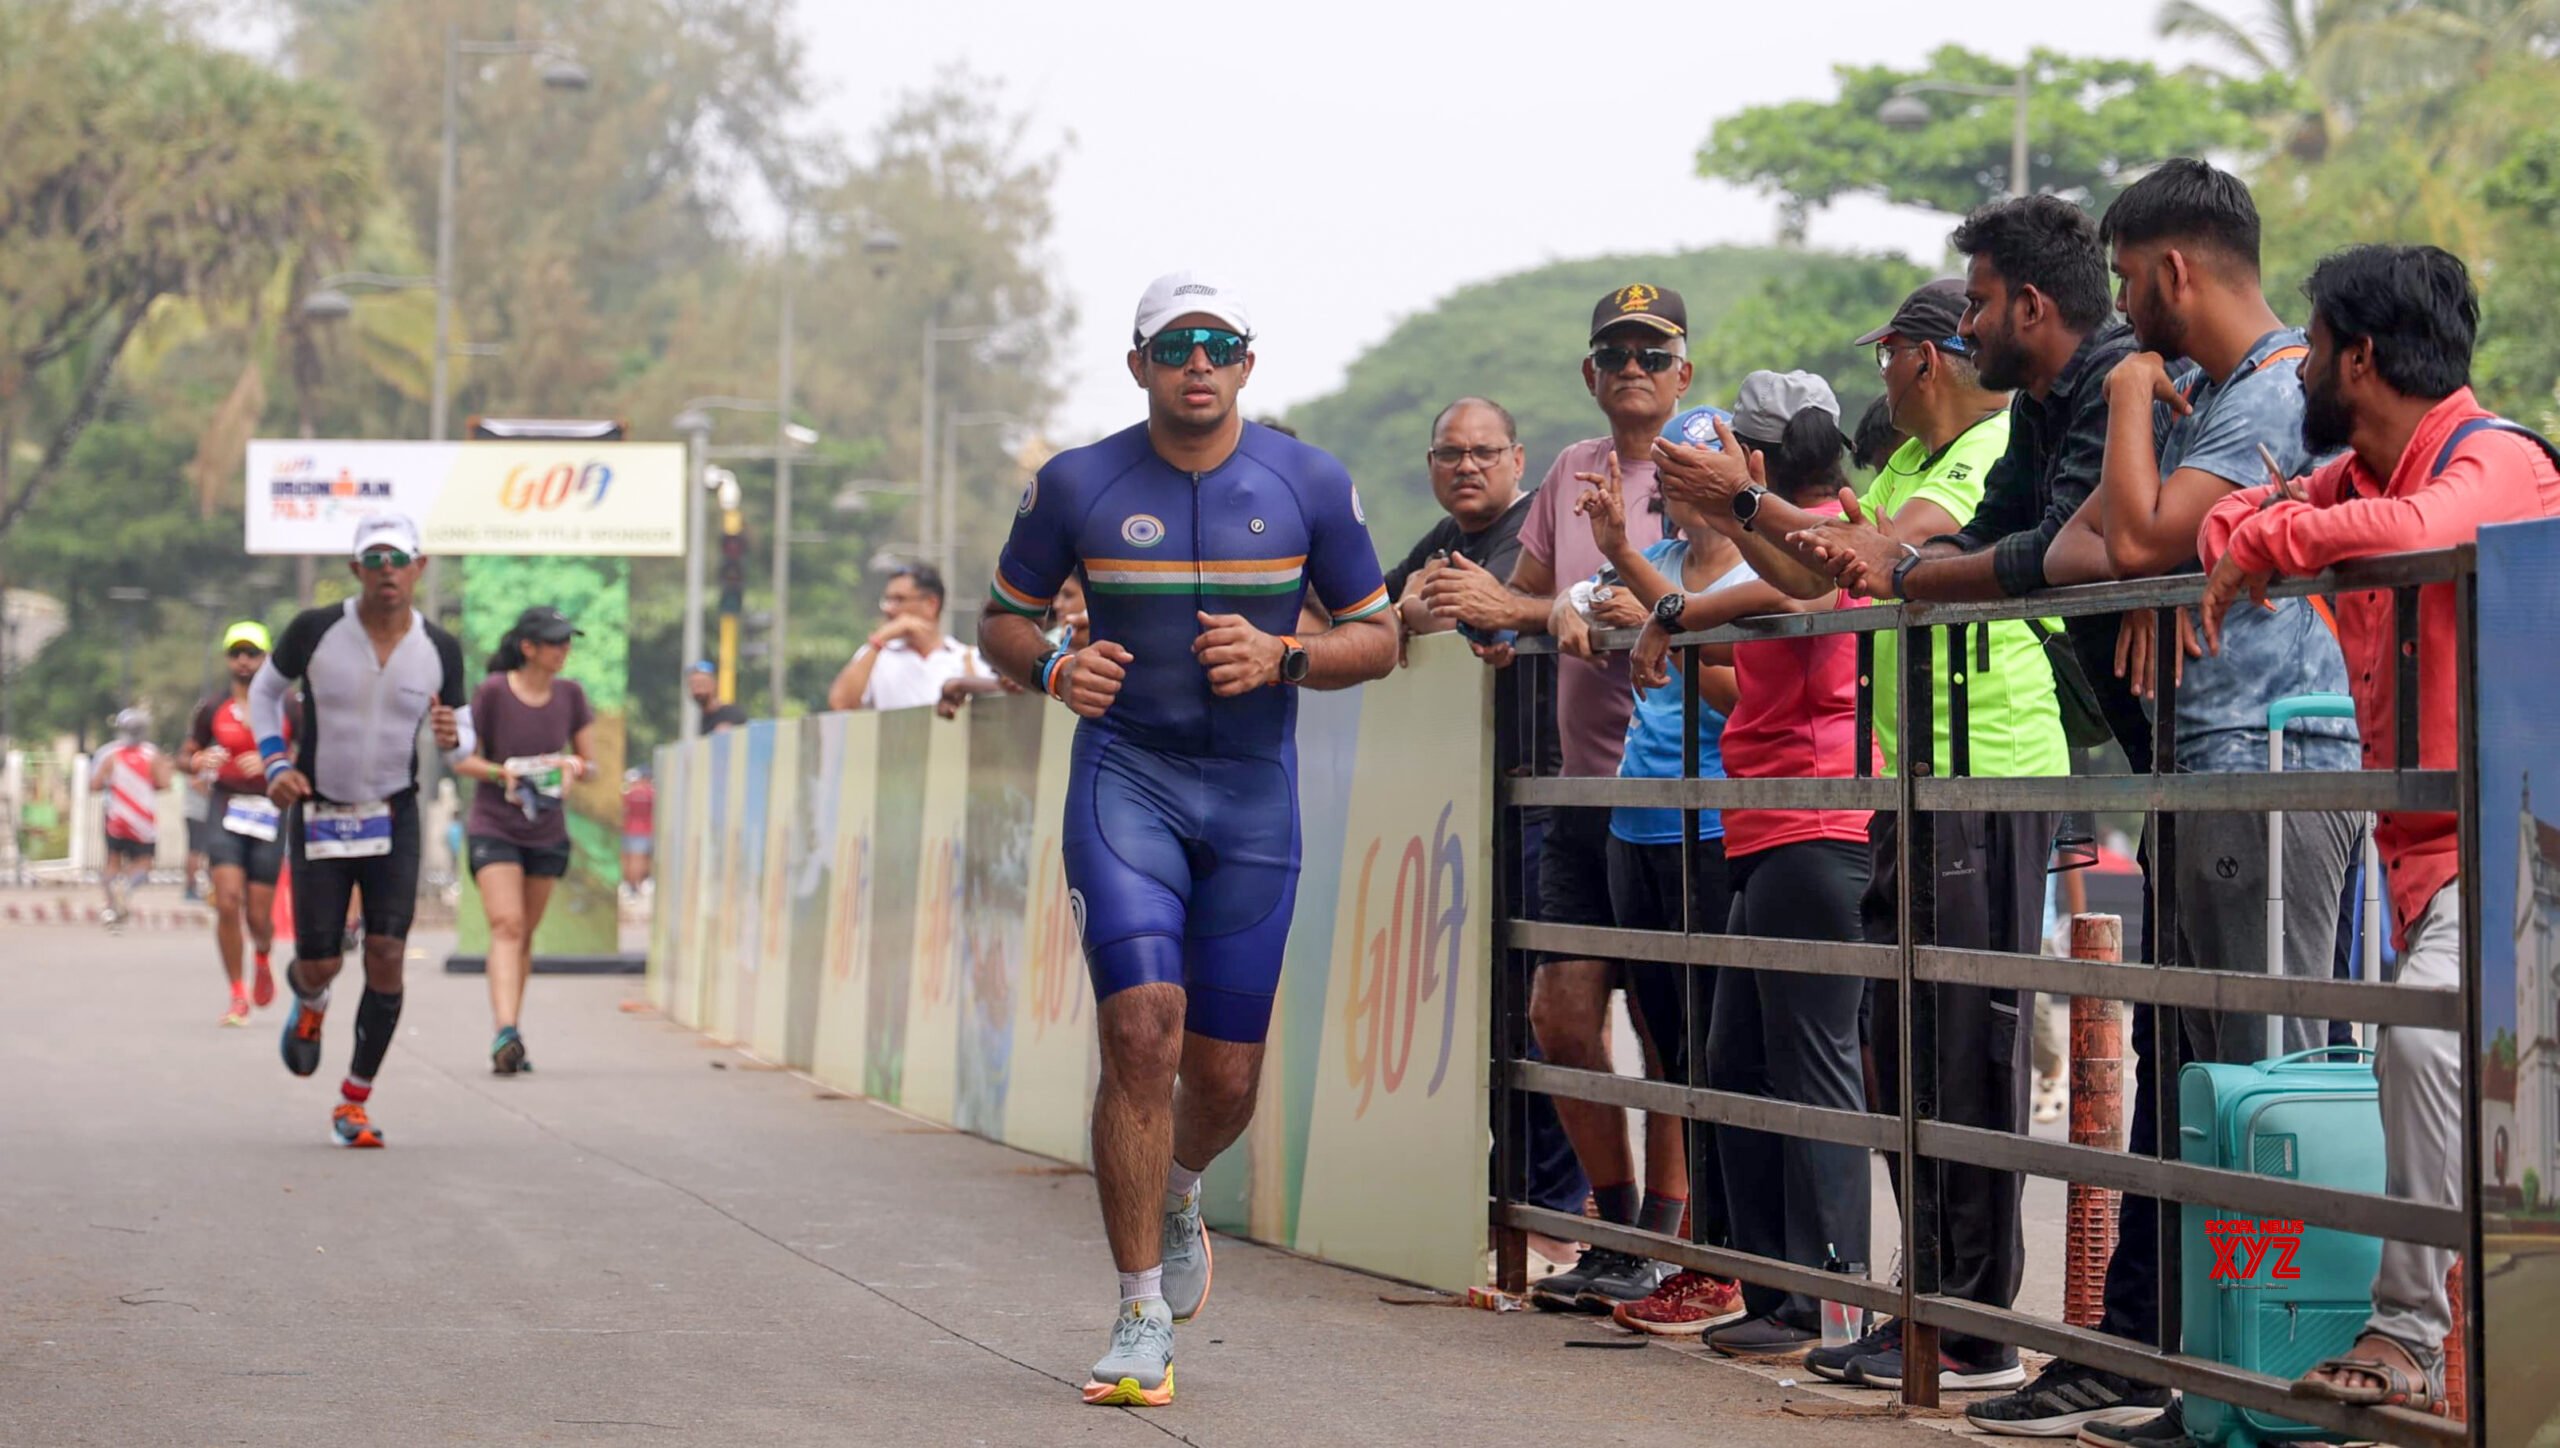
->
[2199,242,2560,1415]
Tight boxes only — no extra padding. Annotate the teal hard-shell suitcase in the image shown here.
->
[2178,1047,2387,1447]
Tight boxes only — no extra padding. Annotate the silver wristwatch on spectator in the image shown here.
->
[1650,590,1688,632]
[1731,484,1770,533]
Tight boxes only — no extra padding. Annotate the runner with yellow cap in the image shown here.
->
[183,619,290,1025]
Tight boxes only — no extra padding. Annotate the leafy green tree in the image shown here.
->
[0,1,371,543]
[1699,46,2294,216]
[1693,257,1933,448]
[1284,249,1918,560]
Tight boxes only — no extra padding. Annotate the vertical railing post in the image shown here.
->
[2452,552,2483,1437]
[1681,639,1708,1259]
[1900,610,1942,1409]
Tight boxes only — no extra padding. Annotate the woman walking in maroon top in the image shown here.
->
[455,606,595,1074]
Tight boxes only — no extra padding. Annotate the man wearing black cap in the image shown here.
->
[1424,285,1699,1316]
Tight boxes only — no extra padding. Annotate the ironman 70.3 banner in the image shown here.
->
[243,439,685,556]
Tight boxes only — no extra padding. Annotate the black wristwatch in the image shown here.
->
[1278,634,1311,685]
[1731,484,1770,532]
[1650,590,1688,631]
[1890,546,1926,600]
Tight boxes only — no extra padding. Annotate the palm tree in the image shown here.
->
[2162,0,2560,153]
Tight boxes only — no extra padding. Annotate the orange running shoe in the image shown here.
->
[222,996,251,1028]
[330,1101,385,1149]
[1614,1269,1747,1337]
[251,956,276,1008]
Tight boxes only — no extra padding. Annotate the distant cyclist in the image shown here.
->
[94,709,170,928]
[252,515,472,1148]
[184,621,290,1025]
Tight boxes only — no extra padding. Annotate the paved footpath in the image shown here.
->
[0,919,1948,1448]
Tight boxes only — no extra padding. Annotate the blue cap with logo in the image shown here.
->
[1662,405,1732,452]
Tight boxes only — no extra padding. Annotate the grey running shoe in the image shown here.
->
[1808,1316,1901,1383]
[2076,1402,2191,1448]
[1083,1299,1174,1407]
[1160,1193,1213,1323]
[1967,1361,2171,1437]
[1526,1247,1611,1312]
[1570,1249,1670,1312]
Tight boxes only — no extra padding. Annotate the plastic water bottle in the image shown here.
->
[1820,1245,1868,1348]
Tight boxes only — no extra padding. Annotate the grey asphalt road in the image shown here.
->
[0,918,1947,1448]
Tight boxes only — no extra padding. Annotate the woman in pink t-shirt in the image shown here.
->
[1628,381,1875,1354]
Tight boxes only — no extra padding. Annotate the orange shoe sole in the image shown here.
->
[1082,1369,1174,1407]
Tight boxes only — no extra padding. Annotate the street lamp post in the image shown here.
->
[1877,66,2033,199]
[106,587,149,704]
[939,410,1023,622]
[772,215,899,717]
[437,28,590,445]
[675,410,713,750]
[921,322,997,581]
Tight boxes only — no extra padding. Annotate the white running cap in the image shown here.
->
[1132,271,1253,346]
[351,511,423,559]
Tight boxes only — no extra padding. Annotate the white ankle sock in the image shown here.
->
[1164,1160,1204,1209]
[1119,1266,1164,1305]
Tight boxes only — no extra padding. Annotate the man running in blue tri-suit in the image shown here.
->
[980,272,1399,1407]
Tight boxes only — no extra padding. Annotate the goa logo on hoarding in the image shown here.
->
[1025,839,1087,1039]
[916,835,964,1007]
[2205,1218,2304,1285]
[830,834,872,983]
[498,461,615,513]
[1342,801,1467,1119]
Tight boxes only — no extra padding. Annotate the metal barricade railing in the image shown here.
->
[1488,546,2477,1448]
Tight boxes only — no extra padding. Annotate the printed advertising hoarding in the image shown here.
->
[242,440,684,556]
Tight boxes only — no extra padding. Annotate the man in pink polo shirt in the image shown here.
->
[2201,243,2560,1413]
[1420,284,1700,1315]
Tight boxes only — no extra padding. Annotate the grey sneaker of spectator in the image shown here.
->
[2074,1402,2191,1448]
[1965,1361,2171,1437]
[1526,1248,1611,1312]
[1569,1249,1669,1311]
[1807,1317,1901,1382]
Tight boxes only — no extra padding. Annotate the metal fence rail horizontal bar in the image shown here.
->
[1512,547,2470,654]
[1497,1204,1906,1319]
[1914,945,2465,1031]
[1508,1060,1901,1152]
[1917,1297,2463,1448]
[1503,775,1899,811]
[1913,770,2456,814]
[1917,1120,2467,1248]
[1503,921,1900,981]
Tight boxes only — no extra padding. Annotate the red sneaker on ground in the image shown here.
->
[1613,1270,1747,1336]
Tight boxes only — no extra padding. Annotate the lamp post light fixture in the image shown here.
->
[1878,66,2035,200]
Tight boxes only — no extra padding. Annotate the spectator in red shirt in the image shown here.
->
[2201,244,2560,1413]
[621,768,655,894]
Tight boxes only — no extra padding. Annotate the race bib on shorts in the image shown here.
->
[304,800,392,859]
[222,794,281,842]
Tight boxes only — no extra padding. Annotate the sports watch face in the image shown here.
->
[1654,590,1688,628]
[1280,643,1311,684]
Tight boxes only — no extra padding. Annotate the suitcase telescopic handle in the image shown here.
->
[2263,1045,2378,1069]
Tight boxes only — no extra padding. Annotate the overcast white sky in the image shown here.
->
[799,3,2223,444]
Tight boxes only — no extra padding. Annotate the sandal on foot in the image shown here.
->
[2292,1341,2439,1411]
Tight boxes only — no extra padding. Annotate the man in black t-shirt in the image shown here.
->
[1387,397,1584,1231]
[1385,396,1562,785]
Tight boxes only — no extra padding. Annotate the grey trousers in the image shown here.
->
[2172,810,2362,1062]
[2370,883,2461,1358]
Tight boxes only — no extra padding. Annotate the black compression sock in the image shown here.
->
[349,988,404,1082]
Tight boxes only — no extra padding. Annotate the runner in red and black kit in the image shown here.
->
[183,620,287,1026]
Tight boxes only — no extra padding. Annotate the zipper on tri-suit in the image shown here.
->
[1192,471,1210,756]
